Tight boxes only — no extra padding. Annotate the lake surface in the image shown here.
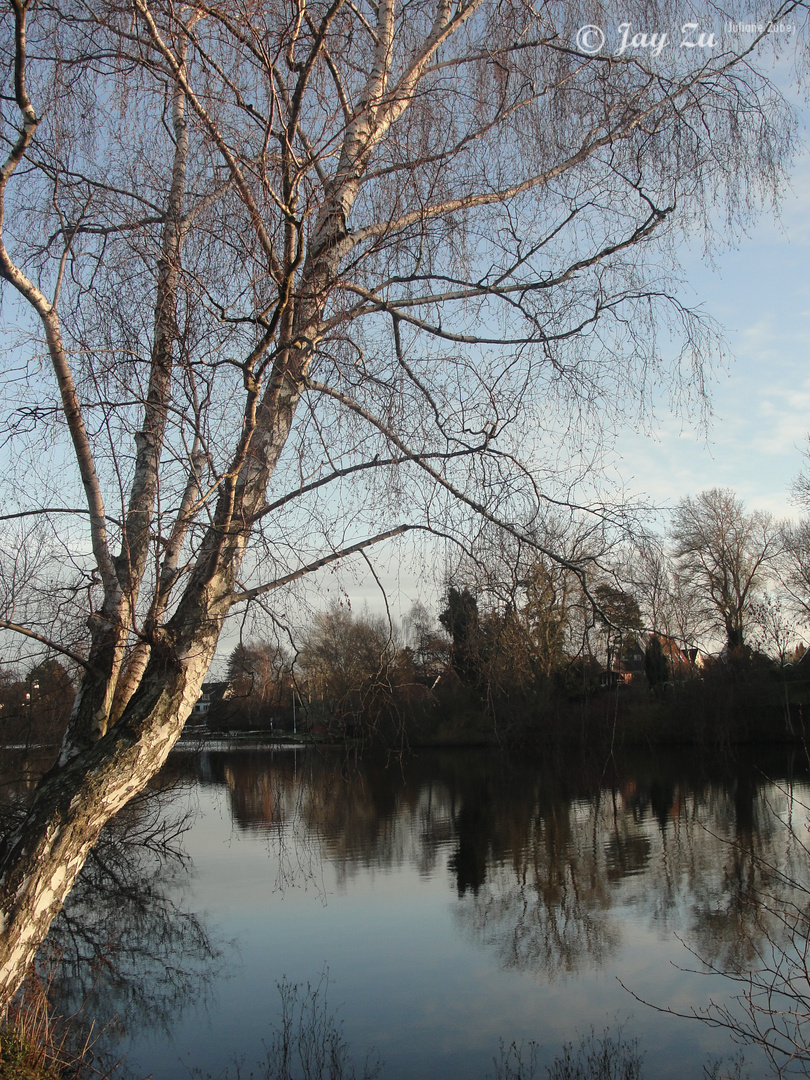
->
[35,742,810,1079]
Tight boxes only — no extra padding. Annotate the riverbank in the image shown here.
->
[184,657,810,753]
[0,970,89,1080]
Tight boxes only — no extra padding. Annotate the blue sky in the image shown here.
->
[612,135,810,520]
[339,87,810,620]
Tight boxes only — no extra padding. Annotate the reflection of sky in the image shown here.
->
[118,751,800,1080]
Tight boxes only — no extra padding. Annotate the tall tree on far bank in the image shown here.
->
[671,489,778,651]
[521,558,584,680]
[780,519,810,622]
[223,641,290,725]
[780,440,810,623]
[298,605,395,724]
[626,538,703,652]
[644,636,669,696]
[593,584,643,671]
[439,587,482,687]
[0,0,805,1008]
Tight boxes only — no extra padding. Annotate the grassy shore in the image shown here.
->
[0,969,100,1080]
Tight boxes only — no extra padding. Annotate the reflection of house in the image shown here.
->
[192,681,231,717]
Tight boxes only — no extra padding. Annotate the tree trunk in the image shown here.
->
[0,590,222,1005]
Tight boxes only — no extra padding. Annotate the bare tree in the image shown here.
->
[297,604,396,724]
[749,593,803,666]
[0,0,805,1007]
[790,436,810,516]
[626,536,703,649]
[777,438,810,624]
[670,489,780,651]
[779,516,810,632]
[403,601,449,685]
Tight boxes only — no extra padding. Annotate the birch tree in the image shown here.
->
[0,0,804,1006]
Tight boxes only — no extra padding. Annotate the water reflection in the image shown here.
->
[47,786,222,1042]
[0,746,58,803]
[8,743,809,1079]
[0,765,222,1073]
[164,744,810,985]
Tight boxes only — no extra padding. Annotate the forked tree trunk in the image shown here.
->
[0,352,308,1009]
[0,606,220,1007]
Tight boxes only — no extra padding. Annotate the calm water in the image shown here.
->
[35,743,810,1078]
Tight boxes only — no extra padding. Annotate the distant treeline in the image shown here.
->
[203,485,810,747]
[6,484,810,751]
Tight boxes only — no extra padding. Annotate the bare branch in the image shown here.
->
[231,524,414,602]
[0,620,94,672]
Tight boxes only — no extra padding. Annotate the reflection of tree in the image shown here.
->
[454,794,620,979]
[170,745,810,990]
[623,781,810,1076]
[41,786,220,1066]
[460,871,620,979]
[453,764,810,982]
[0,756,219,1070]
[679,782,784,977]
[449,793,493,897]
